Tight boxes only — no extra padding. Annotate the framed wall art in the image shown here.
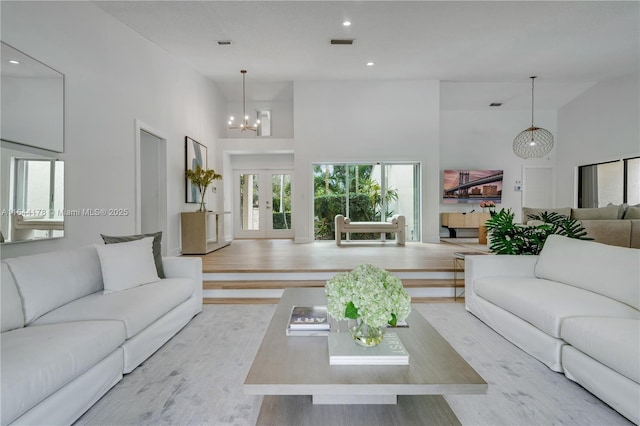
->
[185,136,207,203]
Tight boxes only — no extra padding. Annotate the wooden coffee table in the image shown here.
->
[244,288,487,425]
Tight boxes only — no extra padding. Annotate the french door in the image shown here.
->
[234,170,293,239]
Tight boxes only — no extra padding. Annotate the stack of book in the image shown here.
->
[328,331,409,365]
[286,305,331,336]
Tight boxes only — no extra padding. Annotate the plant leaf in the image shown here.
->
[345,301,359,319]
[388,313,398,327]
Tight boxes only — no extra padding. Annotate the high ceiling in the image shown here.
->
[95,1,639,109]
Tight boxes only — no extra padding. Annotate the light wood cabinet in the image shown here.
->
[180,211,230,254]
[441,212,491,238]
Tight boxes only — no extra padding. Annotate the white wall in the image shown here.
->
[556,72,640,207]
[293,80,440,243]
[1,1,226,258]
[440,109,558,223]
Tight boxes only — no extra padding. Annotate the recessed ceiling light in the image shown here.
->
[8,60,19,65]
[366,62,375,67]
[343,20,351,27]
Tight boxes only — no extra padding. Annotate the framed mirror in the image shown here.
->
[1,42,64,152]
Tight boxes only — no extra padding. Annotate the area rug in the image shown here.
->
[75,304,631,425]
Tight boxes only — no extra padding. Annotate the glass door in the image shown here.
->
[313,162,420,242]
[235,170,293,239]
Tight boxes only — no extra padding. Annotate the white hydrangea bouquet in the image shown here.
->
[325,264,411,346]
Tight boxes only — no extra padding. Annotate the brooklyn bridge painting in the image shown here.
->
[443,169,503,204]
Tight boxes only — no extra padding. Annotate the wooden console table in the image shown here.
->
[180,211,231,254]
[441,212,491,238]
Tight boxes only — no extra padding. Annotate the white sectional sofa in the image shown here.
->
[465,235,640,424]
[1,241,202,425]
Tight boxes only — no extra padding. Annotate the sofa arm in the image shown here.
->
[464,255,538,313]
[465,255,538,283]
[162,256,203,303]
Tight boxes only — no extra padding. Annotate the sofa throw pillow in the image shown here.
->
[571,205,620,220]
[623,206,640,219]
[101,231,164,278]
[96,237,160,294]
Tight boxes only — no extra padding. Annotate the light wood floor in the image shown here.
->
[192,239,488,273]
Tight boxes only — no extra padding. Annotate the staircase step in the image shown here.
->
[203,296,464,305]
[203,278,457,290]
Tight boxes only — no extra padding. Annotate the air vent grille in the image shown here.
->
[330,39,354,45]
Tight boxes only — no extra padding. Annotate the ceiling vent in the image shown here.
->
[330,39,354,45]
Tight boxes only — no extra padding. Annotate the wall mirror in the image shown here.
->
[1,41,64,152]
[1,41,65,244]
[1,141,65,243]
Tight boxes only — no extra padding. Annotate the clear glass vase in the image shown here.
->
[197,187,207,212]
[349,319,386,347]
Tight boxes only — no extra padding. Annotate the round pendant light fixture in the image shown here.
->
[513,76,554,159]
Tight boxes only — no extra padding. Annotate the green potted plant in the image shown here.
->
[185,165,222,212]
[484,208,591,255]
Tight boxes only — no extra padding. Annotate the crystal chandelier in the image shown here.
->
[513,76,554,159]
[228,70,259,132]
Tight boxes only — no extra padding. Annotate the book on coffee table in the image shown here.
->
[328,331,409,365]
[285,327,330,337]
[288,306,330,330]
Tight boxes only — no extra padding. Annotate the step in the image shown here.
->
[203,278,457,290]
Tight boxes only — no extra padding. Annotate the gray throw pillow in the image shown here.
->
[623,206,640,219]
[100,231,165,278]
[606,203,627,219]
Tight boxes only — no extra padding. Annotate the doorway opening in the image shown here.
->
[135,120,168,254]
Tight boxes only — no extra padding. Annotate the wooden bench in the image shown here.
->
[334,214,406,246]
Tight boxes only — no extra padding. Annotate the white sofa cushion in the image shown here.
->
[1,263,24,332]
[95,237,159,294]
[474,276,640,338]
[31,278,195,338]
[4,246,103,324]
[561,317,640,383]
[535,235,640,310]
[0,321,125,425]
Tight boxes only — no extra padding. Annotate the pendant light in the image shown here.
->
[513,76,554,159]
[228,70,259,132]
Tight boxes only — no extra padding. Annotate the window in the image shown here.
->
[578,157,639,207]
[313,162,420,241]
